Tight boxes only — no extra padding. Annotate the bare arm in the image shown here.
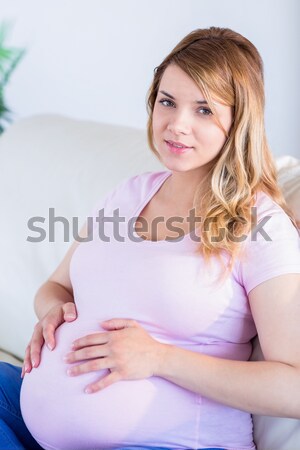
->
[34,220,89,321]
[21,220,89,377]
[34,280,74,321]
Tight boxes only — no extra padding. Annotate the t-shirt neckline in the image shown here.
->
[131,171,200,245]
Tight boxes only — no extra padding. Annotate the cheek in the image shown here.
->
[152,110,165,141]
[152,106,163,126]
[196,123,226,148]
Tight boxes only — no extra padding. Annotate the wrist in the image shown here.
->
[34,281,74,321]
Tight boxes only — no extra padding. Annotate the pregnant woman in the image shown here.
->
[1,26,300,450]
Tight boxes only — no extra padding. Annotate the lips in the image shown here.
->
[165,140,192,154]
[165,140,191,148]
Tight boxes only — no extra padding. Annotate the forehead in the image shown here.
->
[159,63,233,111]
[159,64,204,99]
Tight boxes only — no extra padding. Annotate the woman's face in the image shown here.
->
[152,64,233,176]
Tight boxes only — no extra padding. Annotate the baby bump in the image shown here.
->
[20,319,198,450]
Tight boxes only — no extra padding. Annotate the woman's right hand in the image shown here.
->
[21,301,77,378]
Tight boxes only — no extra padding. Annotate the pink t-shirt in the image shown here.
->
[20,170,300,450]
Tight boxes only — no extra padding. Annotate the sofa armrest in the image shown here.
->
[0,349,22,366]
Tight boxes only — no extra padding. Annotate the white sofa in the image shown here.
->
[0,114,299,450]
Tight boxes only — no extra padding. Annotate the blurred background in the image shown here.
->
[0,0,299,157]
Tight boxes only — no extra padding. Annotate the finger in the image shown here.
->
[21,358,27,378]
[44,302,68,347]
[64,344,109,363]
[63,302,77,321]
[42,305,67,350]
[66,357,113,377]
[21,366,26,379]
[101,318,138,330]
[42,322,56,351]
[84,371,122,394]
[30,325,45,367]
[22,345,32,377]
[72,332,109,350]
[21,361,30,378]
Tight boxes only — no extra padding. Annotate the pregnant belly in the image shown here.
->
[20,319,199,450]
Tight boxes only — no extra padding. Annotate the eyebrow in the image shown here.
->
[159,90,208,105]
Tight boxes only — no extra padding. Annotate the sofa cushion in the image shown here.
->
[276,155,300,227]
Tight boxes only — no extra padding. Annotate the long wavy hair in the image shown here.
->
[146,26,296,277]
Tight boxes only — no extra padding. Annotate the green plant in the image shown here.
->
[0,21,25,134]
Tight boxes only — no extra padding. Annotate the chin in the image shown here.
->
[162,161,199,173]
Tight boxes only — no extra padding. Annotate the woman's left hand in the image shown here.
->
[63,319,167,394]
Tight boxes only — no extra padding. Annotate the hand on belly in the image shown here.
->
[63,318,166,394]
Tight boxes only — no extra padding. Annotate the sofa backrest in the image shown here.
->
[0,114,163,358]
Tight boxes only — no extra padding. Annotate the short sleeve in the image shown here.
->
[238,197,300,296]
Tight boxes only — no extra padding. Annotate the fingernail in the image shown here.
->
[47,343,54,351]
[31,360,36,368]
[25,363,30,372]
[65,314,76,319]
[85,387,93,394]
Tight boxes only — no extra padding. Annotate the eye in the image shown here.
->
[198,107,213,116]
[158,98,213,116]
[158,99,175,107]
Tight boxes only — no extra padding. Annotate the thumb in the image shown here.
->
[101,318,138,330]
[63,302,77,321]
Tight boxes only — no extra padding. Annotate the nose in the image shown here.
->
[167,110,191,135]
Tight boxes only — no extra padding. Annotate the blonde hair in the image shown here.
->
[146,26,296,277]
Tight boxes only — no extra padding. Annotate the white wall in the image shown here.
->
[0,0,299,157]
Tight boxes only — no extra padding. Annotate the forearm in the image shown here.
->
[156,344,300,418]
[34,280,74,321]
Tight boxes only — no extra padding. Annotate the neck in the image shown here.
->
[162,169,210,211]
